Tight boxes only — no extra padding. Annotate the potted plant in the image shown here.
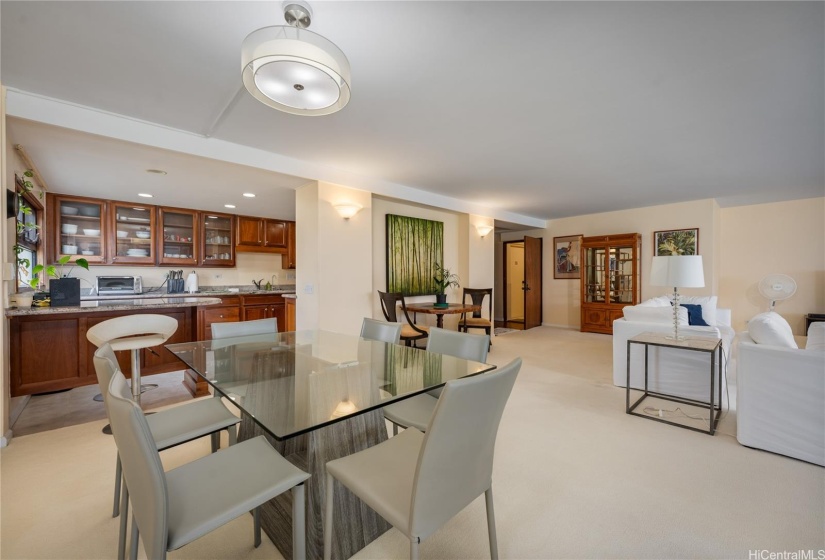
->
[33,255,90,307]
[11,170,41,307]
[432,263,460,306]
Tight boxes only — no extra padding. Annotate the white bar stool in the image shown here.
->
[87,314,179,407]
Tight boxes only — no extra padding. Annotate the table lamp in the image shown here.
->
[650,255,705,340]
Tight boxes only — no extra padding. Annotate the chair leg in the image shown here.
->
[118,485,129,560]
[227,424,237,446]
[129,516,139,560]
[253,506,261,548]
[323,474,334,560]
[410,538,420,560]
[210,431,219,453]
[392,423,398,436]
[293,483,306,560]
[485,486,499,560]
[113,454,122,517]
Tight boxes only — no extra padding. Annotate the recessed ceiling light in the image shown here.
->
[225,204,236,209]
[138,193,154,198]
[243,193,256,198]
[145,169,167,175]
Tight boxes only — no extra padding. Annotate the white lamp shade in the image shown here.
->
[476,224,493,237]
[650,255,705,288]
[334,203,362,219]
[242,25,351,116]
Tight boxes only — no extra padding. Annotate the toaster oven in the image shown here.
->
[96,276,143,296]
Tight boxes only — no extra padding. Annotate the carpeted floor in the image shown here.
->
[1,326,823,559]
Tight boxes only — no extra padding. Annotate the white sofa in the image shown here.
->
[613,306,735,404]
[736,323,825,466]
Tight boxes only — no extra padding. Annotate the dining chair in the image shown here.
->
[360,317,402,344]
[93,345,241,560]
[378,291,429,347]
[211,317,278,339]
[458,288,493,347]
[323,358,522,560]
[106,369,310,560]
[382,327,490,435]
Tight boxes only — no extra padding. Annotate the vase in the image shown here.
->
[435,293,447,305]
[11,292,34,308]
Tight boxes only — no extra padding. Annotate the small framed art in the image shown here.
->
[653,228,699,256]
[553,234,582,279]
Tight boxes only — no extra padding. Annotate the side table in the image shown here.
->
[626,332,723,435]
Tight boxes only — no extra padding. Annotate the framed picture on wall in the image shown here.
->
[553,235,582,279]
[653,228,699,256]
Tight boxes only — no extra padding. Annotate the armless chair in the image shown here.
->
[106,370,310,560]
[378,291,429,347]
[361,317,403,344]
[458,288,493,348]
[211,317,278,339]
[324,358,521,560]
[94,345,241,560]
[383,327,490,435]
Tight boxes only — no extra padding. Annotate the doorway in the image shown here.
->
[502,236,543,330]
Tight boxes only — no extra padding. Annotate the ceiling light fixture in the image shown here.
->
[243,193,256,198]
[241,1,351,116]
[138,193,154,198]
[225,204,236,209]
[476,225,494,238]
[334,203,362,219]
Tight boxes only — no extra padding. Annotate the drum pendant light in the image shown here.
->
[242,1,351,116]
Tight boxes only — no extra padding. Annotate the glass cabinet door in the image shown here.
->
[583,247,606,303]
[610,246,635,303]
[201,213,235,266]
[158,208,198,266]
[56,198,106,263]
[110,203,155,264]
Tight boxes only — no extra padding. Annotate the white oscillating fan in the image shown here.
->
[758,274,797,311]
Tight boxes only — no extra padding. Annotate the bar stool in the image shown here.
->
[87,314,178,407]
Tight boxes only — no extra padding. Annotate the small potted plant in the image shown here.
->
[432,263,460,307]
[32,255,90,307]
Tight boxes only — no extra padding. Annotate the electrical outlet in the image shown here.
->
[304,284,314,294]
[214,273,222,279]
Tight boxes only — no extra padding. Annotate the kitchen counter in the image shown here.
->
[80,286,297,301]
[6,297,222,317]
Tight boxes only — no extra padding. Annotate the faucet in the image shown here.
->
[271,273,279,288]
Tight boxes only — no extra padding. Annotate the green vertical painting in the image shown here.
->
[386,214,443,296]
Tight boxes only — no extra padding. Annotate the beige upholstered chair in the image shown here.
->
[211,317,277,339]
[360,317,402,344]
[324,358,521,560]
[458,288,493,346]
[93,345,240,560]
[106,369,310,560]
[383,327,490,435]
[378,291,429,347]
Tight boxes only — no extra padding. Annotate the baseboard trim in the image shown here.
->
[541,322,580,330]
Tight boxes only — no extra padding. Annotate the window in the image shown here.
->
[15,179,43,291]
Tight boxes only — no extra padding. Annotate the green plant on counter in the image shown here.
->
[28,255,90,290]
[432,263,460,295]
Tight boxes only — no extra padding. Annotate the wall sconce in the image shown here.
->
[476,224,494,238]
[334,203,362,220]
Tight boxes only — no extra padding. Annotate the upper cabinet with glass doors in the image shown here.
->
[158,207,199,267]
[109,202,156,264]
[580,233,641,334]
[50,195,107,264]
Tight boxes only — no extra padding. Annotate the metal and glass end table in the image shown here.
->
[626,332,723,435]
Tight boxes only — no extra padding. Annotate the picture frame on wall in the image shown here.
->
[553,234,582,279]
[653,228,699,256]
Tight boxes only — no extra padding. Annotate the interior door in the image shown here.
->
[523,236,543,329]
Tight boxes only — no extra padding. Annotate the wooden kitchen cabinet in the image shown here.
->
[157,207,199,266]
[580,233,641,334]
[200,212,235,267]
[196,296,241,340]
[241,294,286,331]
[108,201,156,265]
[281,221,296,269]
[285,297,296,331]
[48,194,108,265]
[236,216,288,254]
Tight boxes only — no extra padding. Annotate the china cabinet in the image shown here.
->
[580,233,641,334]
[158,207,199,266]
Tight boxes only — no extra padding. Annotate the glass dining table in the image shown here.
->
[166,329,495,560]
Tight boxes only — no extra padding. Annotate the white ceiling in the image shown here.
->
[2,1,823,224]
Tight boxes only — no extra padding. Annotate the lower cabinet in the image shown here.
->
[196,296,241,341]
[10,308,194,397]
[241,294,286,331]
[285,297,296,331]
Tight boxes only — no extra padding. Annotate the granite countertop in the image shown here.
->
[81,285,297,300]
[6,297,223,317]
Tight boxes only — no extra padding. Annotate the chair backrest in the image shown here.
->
[426,327,489,363]
[107,370,169,560]
[211,318,277,339]
[377,291,403,323]
[360,318,402,344]
[87,314,178,351]
[463,288,493,320]
[92,343,120,415]
[409,358,521,541]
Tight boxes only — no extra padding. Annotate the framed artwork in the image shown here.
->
[653,228,699,256]
[553,234,582,279]
[386,214,443,296]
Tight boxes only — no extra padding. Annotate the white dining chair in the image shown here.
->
[383,327,490,435]
[106,369,309,560]
[211,317,278,339]
[93,345,241,560]
[360,317,402,344]
[323,358,521,560]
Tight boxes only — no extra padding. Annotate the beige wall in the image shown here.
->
[720,197,825,334]
[1,85,9,445]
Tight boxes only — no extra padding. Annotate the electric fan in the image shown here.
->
[758,274,797,311]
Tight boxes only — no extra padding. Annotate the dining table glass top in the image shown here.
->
[166,330,495,441]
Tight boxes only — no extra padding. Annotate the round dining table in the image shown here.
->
[404,302,480,329]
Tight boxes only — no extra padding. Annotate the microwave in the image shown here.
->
[97,276,143,296]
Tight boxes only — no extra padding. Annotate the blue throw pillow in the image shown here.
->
[680,303,709,326]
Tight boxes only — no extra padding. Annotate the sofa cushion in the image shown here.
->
[748,312,798,349]
[674,295,718,326]
[637,296,672,307]
[806,322,825,351]
[680,303,709,326]
[623,305,688,325]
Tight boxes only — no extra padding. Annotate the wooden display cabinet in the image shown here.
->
[580,233,641,334]
[108,202,156,265]
[49,194,107,264]
[157,207,199,266]
[200,212,235,267]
